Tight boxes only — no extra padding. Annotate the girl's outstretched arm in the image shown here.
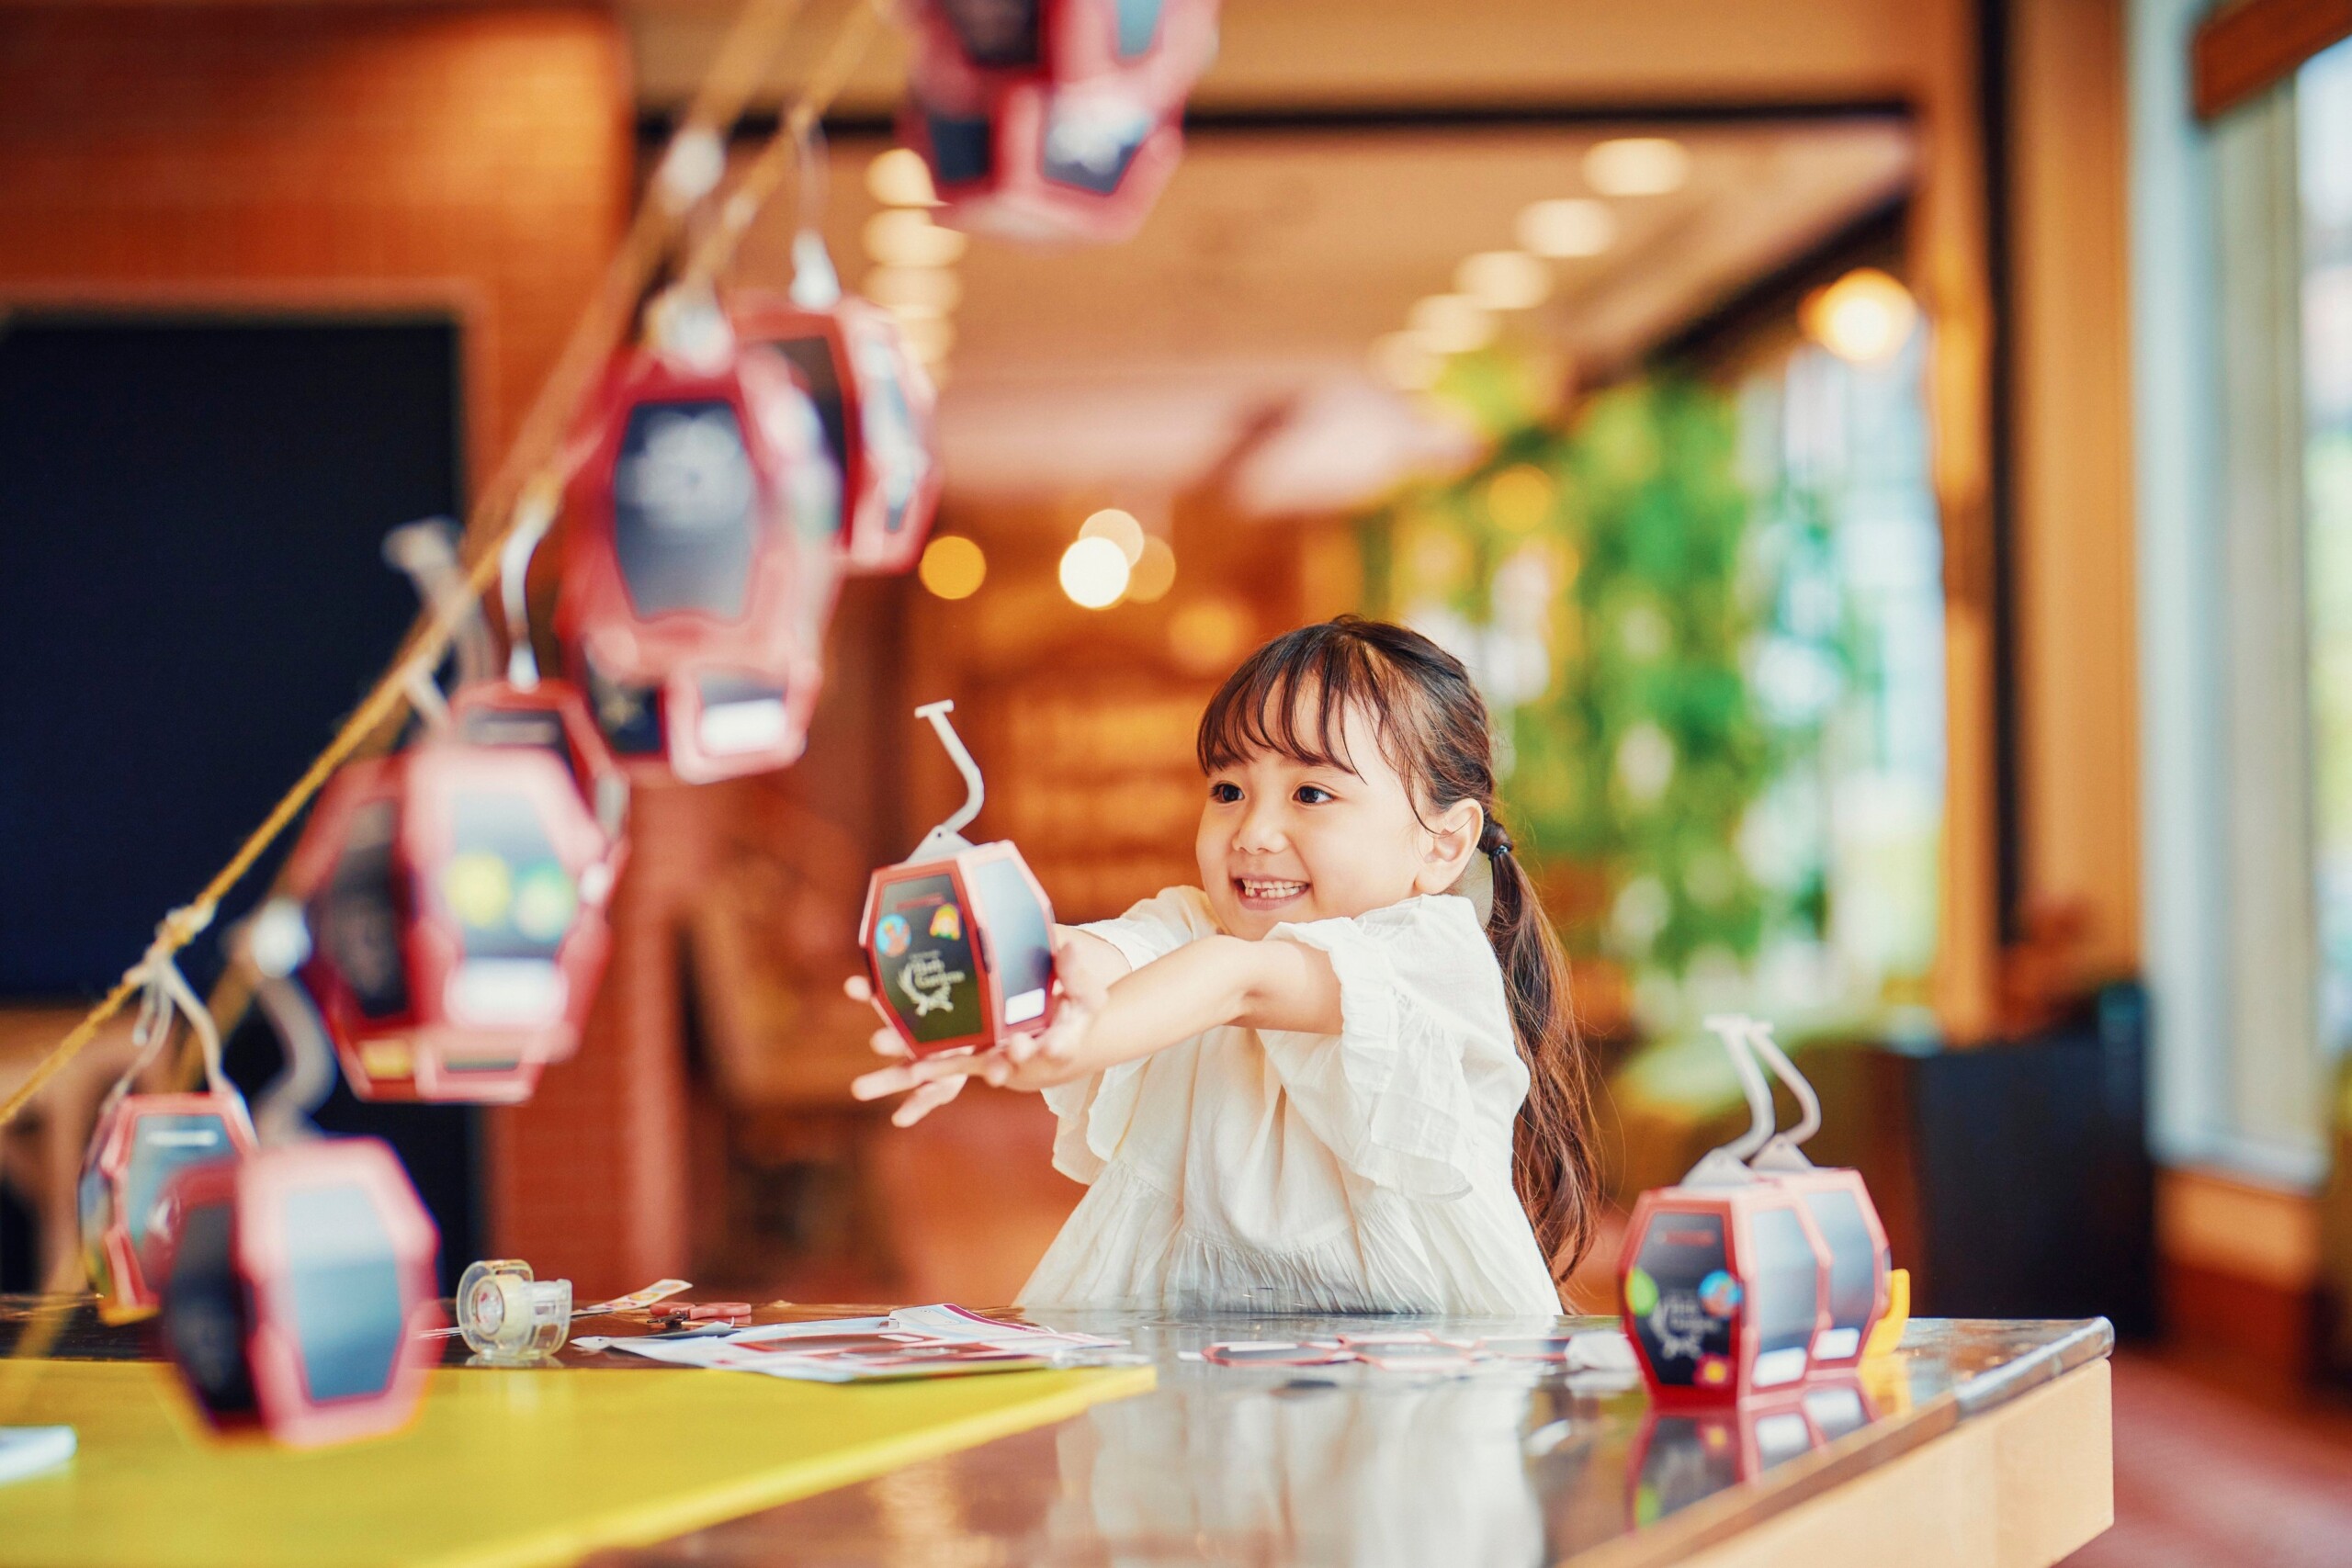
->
[851,931,1342,1118]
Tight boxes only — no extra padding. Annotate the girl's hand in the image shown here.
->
[845,932,1110,1122]
[842,973,971,1127]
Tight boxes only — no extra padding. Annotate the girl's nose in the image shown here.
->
[1233,800,1288,852]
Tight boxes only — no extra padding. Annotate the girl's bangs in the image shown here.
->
[1196,632,1383,775]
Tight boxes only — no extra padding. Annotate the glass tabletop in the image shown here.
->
[0,1296,2111,1566]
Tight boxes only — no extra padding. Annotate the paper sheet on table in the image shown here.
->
[597,1303,1136,1383]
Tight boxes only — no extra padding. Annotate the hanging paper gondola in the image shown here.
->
[554,316,846,782]
[78,947,256,1319]
[902,0,1219,118]
[153,1137,440,1449]
[1620,1017,1833,1405]
[1737,1019,1893,1372]
[286,741,615,1102]
[734,290,942,577]
[901,76,1183,246]
[859,701,1059,1059]
[448,678,630,879]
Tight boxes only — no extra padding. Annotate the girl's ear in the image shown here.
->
[1416,798,1485,896]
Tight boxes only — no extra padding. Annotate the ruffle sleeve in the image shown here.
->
[1256,897,1514,1201]
[1042,886,1219,1185]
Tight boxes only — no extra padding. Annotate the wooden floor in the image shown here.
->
[2064,1350,2352,1567]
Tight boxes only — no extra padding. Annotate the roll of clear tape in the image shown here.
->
[456,1259,572,1361]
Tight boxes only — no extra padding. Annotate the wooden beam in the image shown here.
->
[2193,0,2352,120]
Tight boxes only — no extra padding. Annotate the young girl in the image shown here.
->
[854,616,1599,1314]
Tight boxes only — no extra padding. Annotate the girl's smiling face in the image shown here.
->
[1197,696,1482,940]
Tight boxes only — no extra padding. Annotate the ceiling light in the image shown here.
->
[1079,508,1147,565]
[1127,536,1177,603]
[917,535,987,599]
[865,147,938,208]
[1802,267,1918,364]
[863,266,964,314]
[1455,251,1552,311]
[1370,332,1442,390]
[1517,198,1616,259]
[1584,137,1690,197]
[1408,294,1498,355]
[863,209,968,269]
[1059,536,1131,609]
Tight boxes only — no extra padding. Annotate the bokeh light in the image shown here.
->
[865,147,938,208]
[1408,294,1498,355]
[1455,251,1552,311]
[1517,197,1617,258]
[1079,508,1147,564]
[1127,536,1177,603]
[1058,536,1131,608]
[1801,267,1918,364]
[864,209,968,269]
[1584,137,1690,197]
[1168,596,1253,673]
[918,535,987,599]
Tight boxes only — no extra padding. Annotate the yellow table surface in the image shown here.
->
[0,1358,1155,1568]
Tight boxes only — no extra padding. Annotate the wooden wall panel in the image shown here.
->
[2010,0,2142,990]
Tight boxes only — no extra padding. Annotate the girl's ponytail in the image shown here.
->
[1480,818,1600,1284]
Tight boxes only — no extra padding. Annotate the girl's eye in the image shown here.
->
[1295,784,1335,806]
[1209,781,1243,804]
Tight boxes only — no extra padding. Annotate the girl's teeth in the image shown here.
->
[1241,880,1305,897]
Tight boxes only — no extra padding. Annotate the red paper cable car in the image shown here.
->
[901,76,1184,246]
[733,291,943,576]
[447,677,630,888]
[860,702,1060,1059]
[153,1138,440,1449]
[1621,1019,1833,1406]
[1738,1021,1893,1372]
[554,316,846,784]
[78,952,256,1319]
[902,0,1219,115]
[80,1092,256,1317]
[286,740,615,1102]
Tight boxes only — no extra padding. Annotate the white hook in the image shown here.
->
[243,899,333,1146]
[911,700,983,856]
[385,518,496,688]
[1702,1013,1779,1164]
[1744,1019,1824,1170]
[500,482,560,690]
[787,118,842,310]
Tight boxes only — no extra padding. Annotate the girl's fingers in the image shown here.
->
[891,1075,967,1127]
[869,1024,910,1060]
[843,974,873,1004]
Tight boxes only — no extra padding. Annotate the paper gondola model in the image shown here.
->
[902,0,1219,109]
[78,951,256,1319]
[283,733,616,1104]
[553,296,847,784]
[1736,1019,1893,1371]
[153,1136,441,1450]
[899,0,1217,244]
[901,75,1185,246]
[734,285,942,578]
[1619,1015,1834,1405]
[859,702,1060,1059]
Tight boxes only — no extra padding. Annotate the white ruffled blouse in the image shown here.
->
[1016,887,1562,1315]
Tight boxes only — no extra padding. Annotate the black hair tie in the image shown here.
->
[1480,820,1515,859]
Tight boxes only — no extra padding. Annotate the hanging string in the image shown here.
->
[681,0,887,295]
[0,0,882,1139]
